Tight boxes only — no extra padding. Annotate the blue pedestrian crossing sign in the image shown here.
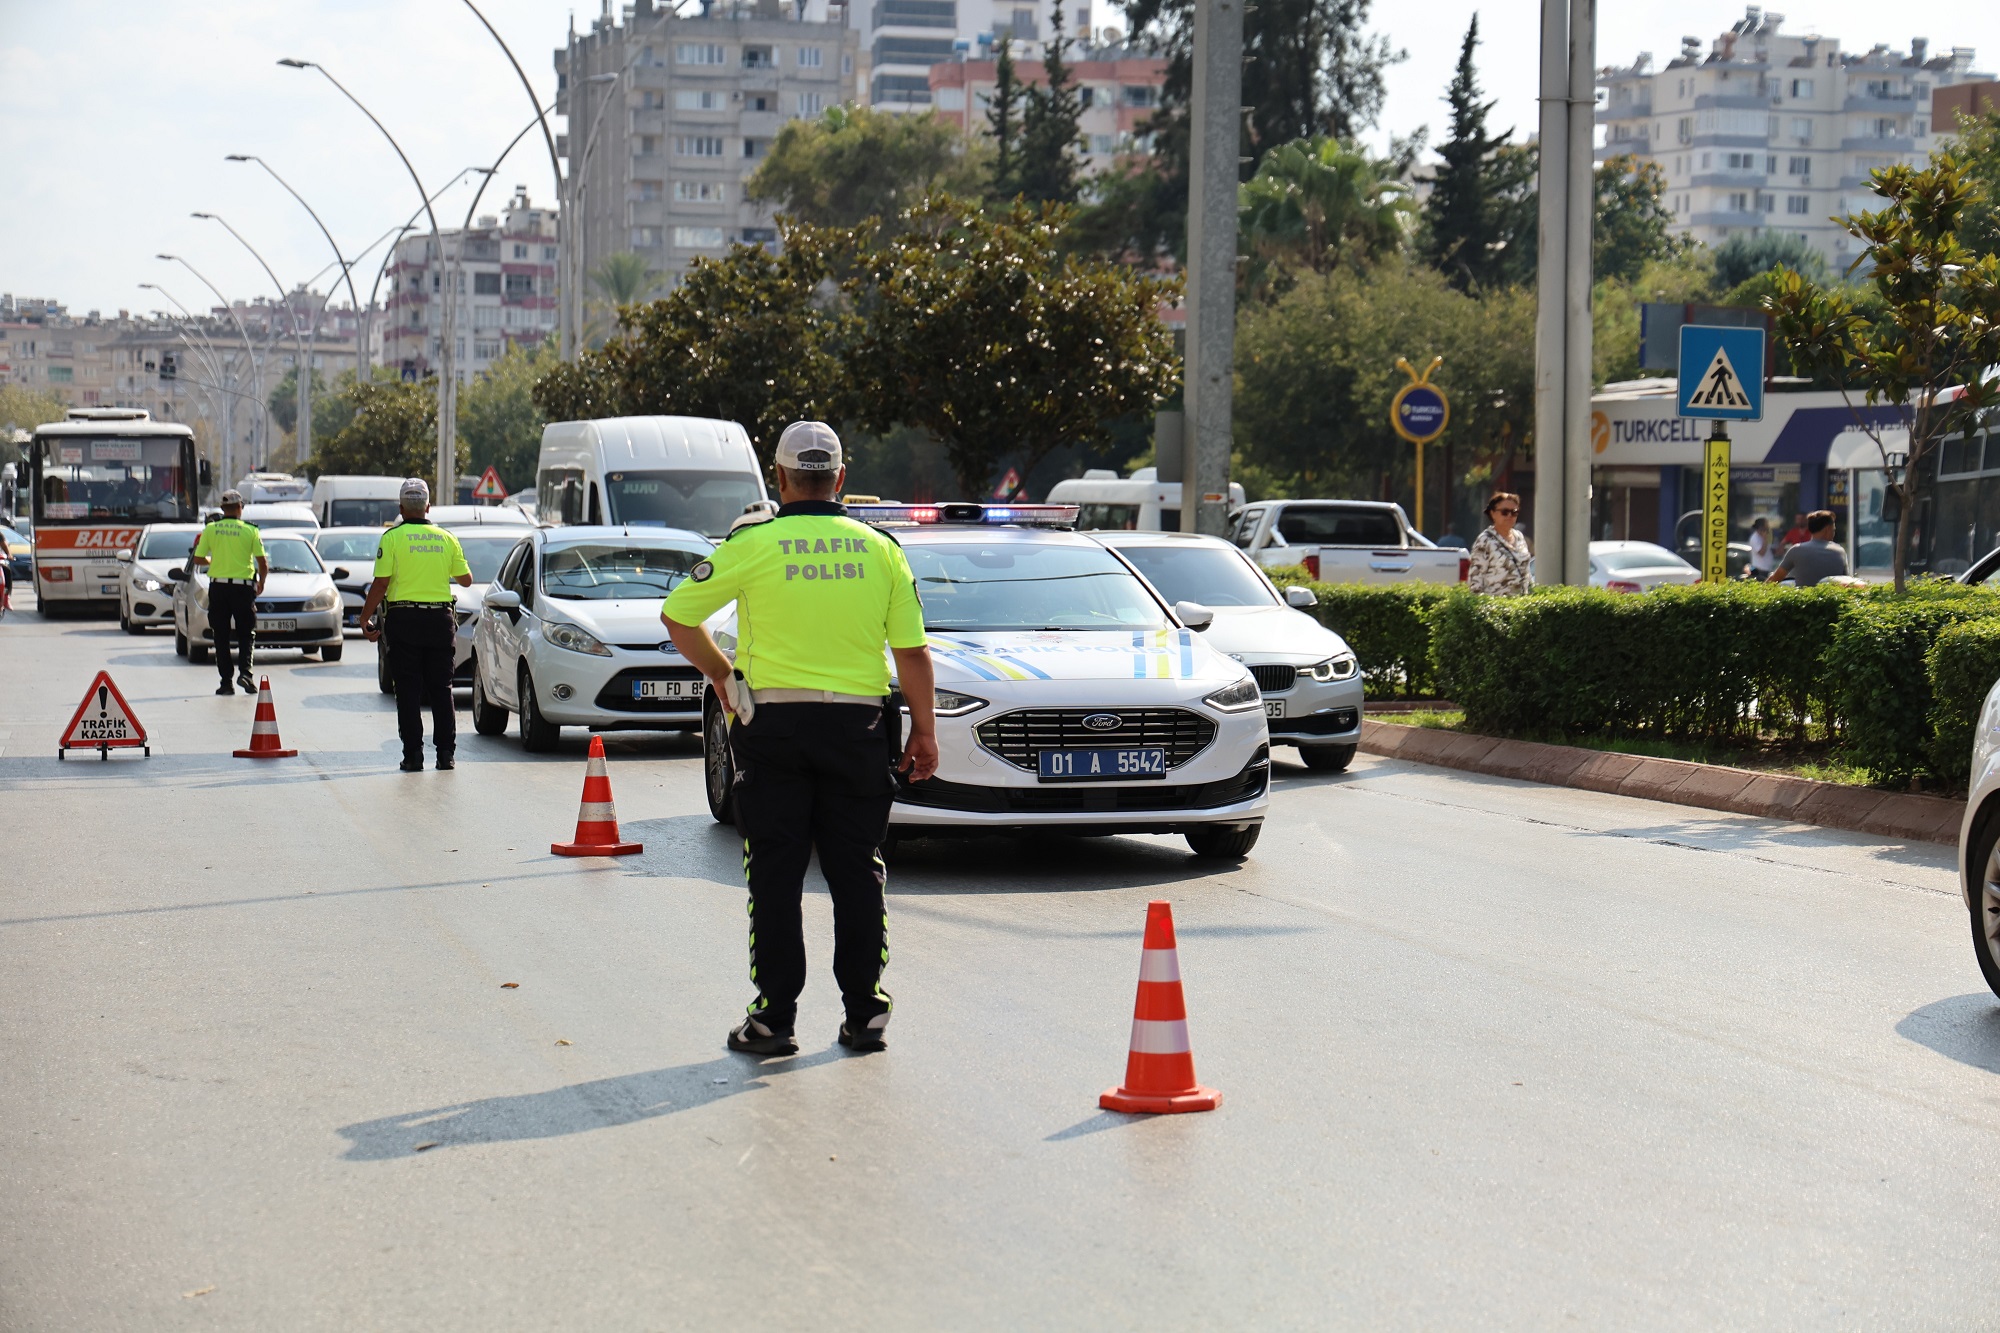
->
[1677,324,1765,421]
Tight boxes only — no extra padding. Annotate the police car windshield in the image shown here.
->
[604,471,764,538]
[458,535,521,584]
[1109,544,1277,608]
[542,543,703,599]
[138,530,199,561]
[261,538,323,575]
[903,540,1170,632]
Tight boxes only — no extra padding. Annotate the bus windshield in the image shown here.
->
[35,436,196,523]
[603,470,763,538]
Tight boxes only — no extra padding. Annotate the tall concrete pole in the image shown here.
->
[1531,0,1570,583]
[1181,0,1243,538]
[1562,0,1596,584]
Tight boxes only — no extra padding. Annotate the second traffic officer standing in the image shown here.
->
[662,421,938,1056]
[357,479,473,772]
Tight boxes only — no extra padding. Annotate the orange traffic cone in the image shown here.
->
[1100,900,1221,1114]
[552,735,643,857]
[232,676,298,759]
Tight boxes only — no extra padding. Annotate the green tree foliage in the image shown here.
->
[844,196,1181,496]
[1421,17,1511,290]
[535,223,854,459]
[1240,136,1410,288]
[1712,230,1826,290]
[1015,2,1086,205]
[748,106,989,228]
[458,341,558,494]
[589,252,660,306]
[266,365,328,435]
[310,376,465,480]
[1766,153,2000,591]
[1953,110,2000,257]
[1592,155,1685,284]
[0,384,68,434]
[1233,261,1534,504]
[987,36,1028,200]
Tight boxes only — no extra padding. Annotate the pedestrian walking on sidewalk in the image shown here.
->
[189,489,267,696]
[1467,492,1534,595]
[1767,510,1850,587]
[355,479,473,772]
[661,421,938,1057]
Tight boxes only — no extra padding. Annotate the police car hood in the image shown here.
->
[921,628,1245,686]
[1196,605,1352,663]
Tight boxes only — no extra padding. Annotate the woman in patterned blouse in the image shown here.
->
[1467,492,1533,595]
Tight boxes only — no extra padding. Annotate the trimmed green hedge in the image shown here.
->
[1268,575,2000,787]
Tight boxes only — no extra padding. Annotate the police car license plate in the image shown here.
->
[633,679,696,700]
[261,618,297,631]
[1264,700,1285,719]
[1038,747,1167,781]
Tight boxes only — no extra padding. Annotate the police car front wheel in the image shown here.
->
[702,695,736,825]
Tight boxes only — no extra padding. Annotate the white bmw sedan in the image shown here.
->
[700,505,1272,859]
[469,526,715,750]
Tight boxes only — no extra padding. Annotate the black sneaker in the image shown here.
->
[837,1015,889,1052]
[236,671,255,693]
[398,758,425,773]
[214,683,235,696]
[727,1014,798,1055]
[436,756,455,770]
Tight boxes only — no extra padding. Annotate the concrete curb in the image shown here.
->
[1359,720,1966,845]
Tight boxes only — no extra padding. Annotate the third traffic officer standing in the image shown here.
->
[662,421,938,1055]
[356,479,473,772]
[189,488,268,696]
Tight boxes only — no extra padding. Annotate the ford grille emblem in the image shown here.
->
[1081,713,1121,731]
[659,641,680,655]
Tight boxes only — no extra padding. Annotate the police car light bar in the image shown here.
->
[847,502,1079,528]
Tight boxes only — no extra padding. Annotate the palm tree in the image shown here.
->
[1238,138,1412,291]
[583,252,661,348]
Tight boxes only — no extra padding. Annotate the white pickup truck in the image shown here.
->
[1230,500,1469,585]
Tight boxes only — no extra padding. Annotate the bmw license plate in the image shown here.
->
[1038,747,1167,782]
[260,618,297,632]
[1264,700,1285,719]
[634,679,696,700]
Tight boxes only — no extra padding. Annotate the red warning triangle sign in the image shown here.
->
[472,465,507,500]
[60,670,149,757]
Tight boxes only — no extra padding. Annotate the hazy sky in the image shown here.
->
[4,0,1997,315]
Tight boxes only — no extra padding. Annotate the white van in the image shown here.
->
[1045,468,1246,532]
[236,472,312,504]
[311,475,403,528]
[536,416,768,539]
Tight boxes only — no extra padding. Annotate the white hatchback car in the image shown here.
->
[468,526,715,749]
[117,522,203,632]
[1096,531,1364,770]
[1959,682,2000,997]
[699,505,1273,859]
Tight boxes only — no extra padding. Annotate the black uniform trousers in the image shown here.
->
[209,583,256,683]
[385,604,456,762]
[730,701,898,1032]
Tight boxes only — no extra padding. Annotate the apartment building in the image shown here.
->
[555,0,860,293]
[857,0,1118,109]
[380,188,559,381]
[928,41,1162,168]
[1598,6,1991,267]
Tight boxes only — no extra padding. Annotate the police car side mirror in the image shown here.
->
[1174,600,1216,631]
[1284,585,1318,610]
[486,589,522,612]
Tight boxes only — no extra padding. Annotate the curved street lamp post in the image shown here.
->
[224,155,368,388]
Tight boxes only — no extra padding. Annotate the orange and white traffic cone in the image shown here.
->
[1100,900,1221,1114]
[232,676,298,759]
[552,735,643,857]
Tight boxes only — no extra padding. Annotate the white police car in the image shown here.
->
[702,503,1272,858]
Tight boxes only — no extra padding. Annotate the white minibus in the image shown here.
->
[536,416,768,539]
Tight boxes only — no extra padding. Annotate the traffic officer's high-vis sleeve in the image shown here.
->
[373,523,471,603]
[192,518,267,579]
[663,509,927,696]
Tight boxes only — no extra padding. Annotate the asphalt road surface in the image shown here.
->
[5,602,1999,1330]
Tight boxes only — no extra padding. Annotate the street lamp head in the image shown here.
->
[276,58,312,69]
[191,212,214,220]
[224,154,254,163]
[156,253,178,261]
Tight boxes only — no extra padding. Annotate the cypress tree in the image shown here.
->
[1017,1,1085,204]
[1422,15,1508,290]
[987,35,1026,199]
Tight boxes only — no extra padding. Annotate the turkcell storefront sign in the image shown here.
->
[1591,388,1910,467]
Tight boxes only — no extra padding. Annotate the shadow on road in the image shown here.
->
[884,833,1226,895]
[336,1048,845,1160]
[1896,993,2000,1075]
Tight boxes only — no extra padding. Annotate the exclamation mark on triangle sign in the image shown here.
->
[1690,346,1752,409]
[98,685,109,718]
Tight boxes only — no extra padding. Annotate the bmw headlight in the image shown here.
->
[544,621,612,656]
[305,588,340,612]
[1203,675,1263,712]
[137,577,164,593]
[931,690,988,717]
[1306,653,1359,683]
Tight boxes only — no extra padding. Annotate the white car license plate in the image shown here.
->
[1038,747,1167,781]
[1264,700,1285,719]
[634,679,696,700]
[261,618,298,631]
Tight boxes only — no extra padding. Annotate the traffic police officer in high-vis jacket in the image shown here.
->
[662,421,938,1055]
[356,479,473,772]
[189,488,268,696]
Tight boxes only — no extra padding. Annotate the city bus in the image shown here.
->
[30,409,203,615]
